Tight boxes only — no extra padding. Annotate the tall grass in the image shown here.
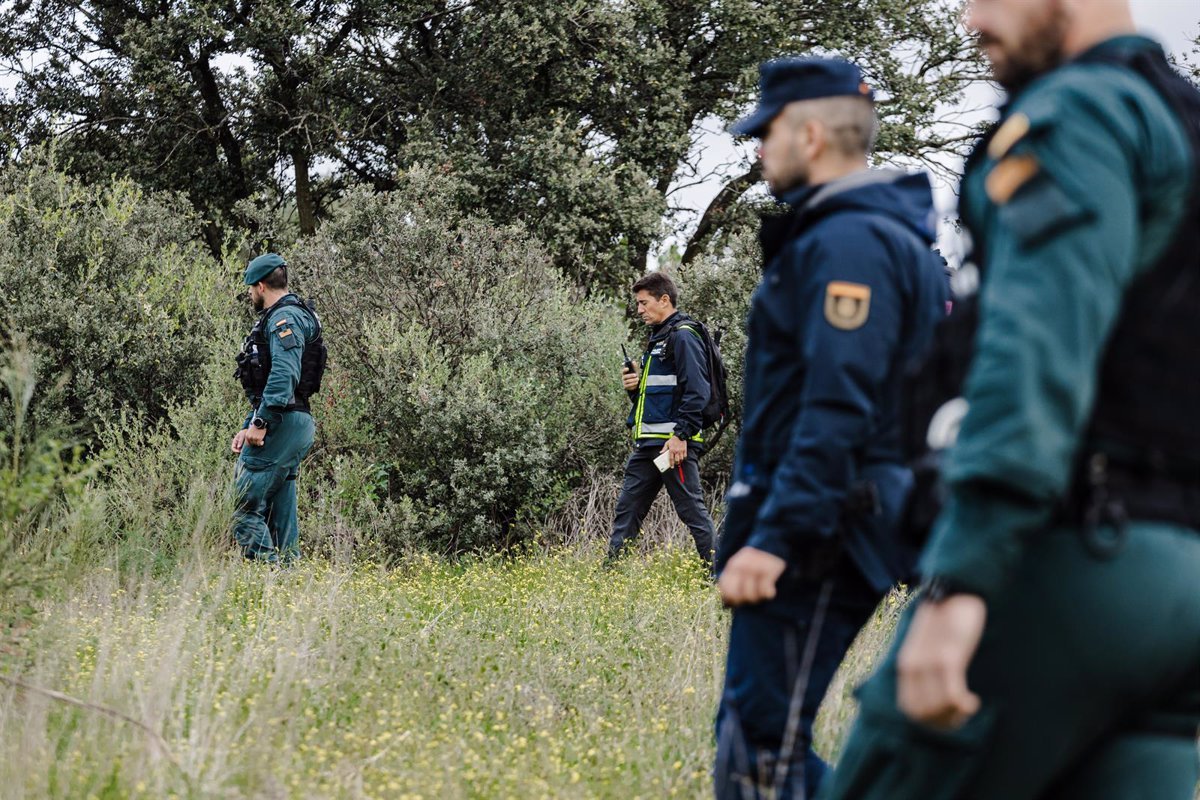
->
[0,535,904,799]
[0,335,905,798]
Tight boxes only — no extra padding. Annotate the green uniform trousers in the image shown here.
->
[820,522,1200,800]
[233,411,315,562]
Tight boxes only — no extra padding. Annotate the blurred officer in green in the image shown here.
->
[820,0,1200,798]
[231,253,324,563]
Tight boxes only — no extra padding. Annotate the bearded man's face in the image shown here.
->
[967,0,1070,91]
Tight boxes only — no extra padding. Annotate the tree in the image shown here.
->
[0,0,380,254]
[0,0,984,292]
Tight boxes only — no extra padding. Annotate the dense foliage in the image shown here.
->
[0,0,984,293]
[295,169,630,553]
[0,154,229,435]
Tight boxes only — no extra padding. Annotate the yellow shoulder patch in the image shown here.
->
[278,328,293,338]
[986,154,1040,205]
[988,112,1031,160]
[275,318,289,327]
[825,281,871,331]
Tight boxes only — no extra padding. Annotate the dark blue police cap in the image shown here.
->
[730,57,874,138]
[244,253,287,286]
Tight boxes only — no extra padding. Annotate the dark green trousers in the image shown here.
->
[232,411,315,562]
[820,522,1200,800]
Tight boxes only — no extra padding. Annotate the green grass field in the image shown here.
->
[0,546,905,799]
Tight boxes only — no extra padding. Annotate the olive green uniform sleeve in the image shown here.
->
[920,68,1193,600]
[256,306,309,427]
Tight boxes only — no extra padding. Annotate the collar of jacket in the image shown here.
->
[760,169,907,267]
[649,310,686,342]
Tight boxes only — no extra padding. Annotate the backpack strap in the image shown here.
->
[664,317,705,363]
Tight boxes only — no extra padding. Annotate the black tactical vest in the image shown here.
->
[902,46,1200,541]
[1082,49,1200,472]
[234,295,327,411]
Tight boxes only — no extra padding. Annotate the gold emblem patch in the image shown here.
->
[824,281,871,330]
[988,112,1031,160]
[279,328,293,338]
[985,155,1040,204]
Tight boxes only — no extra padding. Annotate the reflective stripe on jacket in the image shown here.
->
[626,312,709,443]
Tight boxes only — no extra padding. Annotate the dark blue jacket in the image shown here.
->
[626,311,711,446]
[717,170,949,593]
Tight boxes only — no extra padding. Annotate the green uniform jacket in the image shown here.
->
[920,36,1195,600]
[250,295,318,428]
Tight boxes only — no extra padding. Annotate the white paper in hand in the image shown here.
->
[653,451,672,472]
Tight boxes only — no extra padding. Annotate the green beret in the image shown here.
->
[244,253,287,285]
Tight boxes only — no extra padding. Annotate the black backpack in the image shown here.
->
[666,316,734,447]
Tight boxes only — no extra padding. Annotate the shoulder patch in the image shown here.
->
[986,155,1040,205]
[277,327,301,350]
[987,113,1031,160]
[275,318,289,327]
[824,281,871,331]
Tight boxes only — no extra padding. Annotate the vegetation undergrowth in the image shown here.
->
[0,544,905,799]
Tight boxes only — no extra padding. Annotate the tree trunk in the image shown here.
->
[681,160,762,267]
[189,53,250,202]
[293,146,317,236]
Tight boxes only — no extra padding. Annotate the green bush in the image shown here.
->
[674,232,761,482]
[0,333,101,641]
[0,153,229,438]
[294,168,630,554]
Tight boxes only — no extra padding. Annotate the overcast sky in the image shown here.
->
[662,1,1200,265]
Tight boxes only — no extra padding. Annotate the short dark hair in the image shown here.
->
[262,265,288,290]
[632,272,678,306]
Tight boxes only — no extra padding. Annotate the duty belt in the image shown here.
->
[1062,452,1200,556]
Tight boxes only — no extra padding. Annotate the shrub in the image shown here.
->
[0,153,228,438]
[673,232,761,482]
[294,168,630,554]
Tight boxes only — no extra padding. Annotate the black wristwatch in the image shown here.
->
[250,417,267,430]
[919,576,979,603]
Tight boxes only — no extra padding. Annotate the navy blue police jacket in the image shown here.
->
[715,170,949,595]
[626,311,711,448]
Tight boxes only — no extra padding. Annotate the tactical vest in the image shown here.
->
[234,295,327,411]
[1082,50,1200,470]
[903,45,1200,540]
[629,315,706,443]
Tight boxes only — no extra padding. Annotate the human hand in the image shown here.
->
[718,547,787,606]
[244,425,267,448]
[622,364,640,390]
[897,593,987,729]
[231,429,248,454]
[662,435,687,467]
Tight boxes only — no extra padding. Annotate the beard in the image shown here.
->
[252,294,265,312]
[980,3,1068,92]
[767,156,811,198]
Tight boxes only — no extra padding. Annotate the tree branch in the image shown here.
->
[681,159,761,267]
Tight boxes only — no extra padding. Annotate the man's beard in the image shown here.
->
[769,158,811,198]
[981,5,1068,92]
[252,295,265,312]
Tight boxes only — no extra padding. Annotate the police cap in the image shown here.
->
[244,253,287,286]
[730,57,874,138]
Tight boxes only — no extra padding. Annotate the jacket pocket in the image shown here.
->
[238,455,274,472]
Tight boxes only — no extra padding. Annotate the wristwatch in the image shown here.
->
[919,576,978,603]
[250,417,267,430]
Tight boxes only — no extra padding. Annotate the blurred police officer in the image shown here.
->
[608,272,717,569]
[821,1,1200,798]
[714,59,948,799]
[231,253,325,563]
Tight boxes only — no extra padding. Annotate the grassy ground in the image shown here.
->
[0,546,904,799]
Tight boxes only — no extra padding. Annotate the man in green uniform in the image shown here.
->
[231,253,323,563]
[820,0,1200,798]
